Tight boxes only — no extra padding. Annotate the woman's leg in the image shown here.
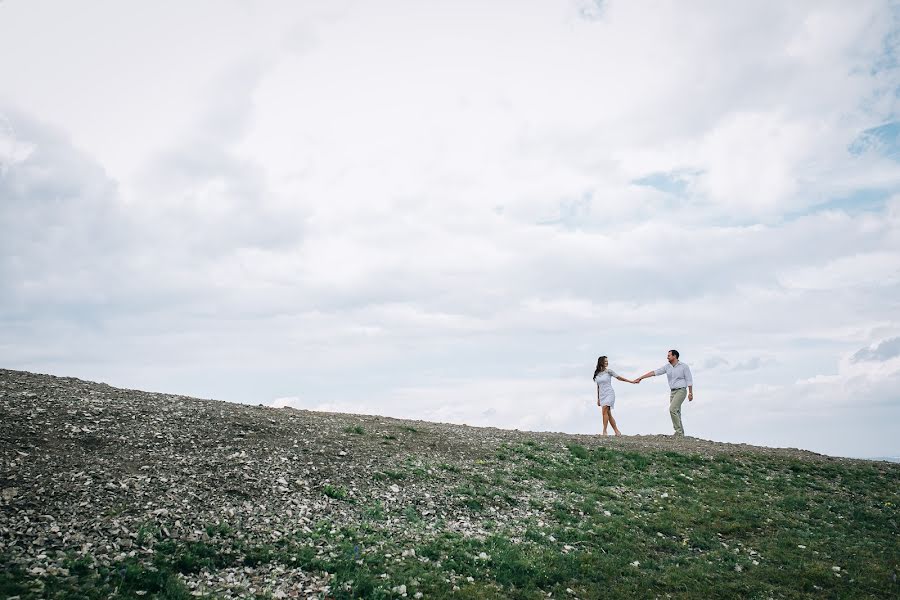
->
[601,405,609,435]
[608,408,622,436]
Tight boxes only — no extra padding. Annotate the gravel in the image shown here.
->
[0,368,868,597]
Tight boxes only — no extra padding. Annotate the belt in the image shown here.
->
[671,387,685,391]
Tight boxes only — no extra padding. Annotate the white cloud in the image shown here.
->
[0,0,898,458]
[270,396,304,409]
[852,336,900,362]
[779,252,900,290]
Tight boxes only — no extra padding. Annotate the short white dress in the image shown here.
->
[594,369,619,408]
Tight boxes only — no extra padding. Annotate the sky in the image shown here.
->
[1,0,899,459]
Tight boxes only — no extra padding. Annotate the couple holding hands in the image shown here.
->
[592,349,694,437]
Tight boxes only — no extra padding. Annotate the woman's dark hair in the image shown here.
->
[670,349,680,359]
[593,356,608,379]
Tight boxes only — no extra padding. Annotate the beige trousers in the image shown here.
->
[669,388,687,436]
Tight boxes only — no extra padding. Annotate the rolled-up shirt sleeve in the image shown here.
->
[653,365,668,376]
[684,364,693,387]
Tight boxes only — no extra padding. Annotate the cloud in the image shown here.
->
[778,252,900,290]
[852,337,900,362]
[731,357,776,372]
[269,396,303,409]
[132,60,306,256]
[0,108,130,320]
[0,1,898,459]
[701,356,729,370]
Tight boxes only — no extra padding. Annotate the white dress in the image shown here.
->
[594,369,618,407]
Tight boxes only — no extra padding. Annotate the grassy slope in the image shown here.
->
[3,437,898,599]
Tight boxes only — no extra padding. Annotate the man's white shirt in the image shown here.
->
[654,361,693,390]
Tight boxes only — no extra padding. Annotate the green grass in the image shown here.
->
[4,445,898,598]
[204,522,233,538]
[324,484,350,500]
[373,469,406,481]
[0,550,194,599]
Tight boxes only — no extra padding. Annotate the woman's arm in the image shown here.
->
[615,375,638,384]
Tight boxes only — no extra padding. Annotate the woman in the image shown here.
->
[592,356,638,436]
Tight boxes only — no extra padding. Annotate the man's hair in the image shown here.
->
[669,349,680,359]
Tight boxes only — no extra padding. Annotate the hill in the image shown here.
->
[1,368,898,599]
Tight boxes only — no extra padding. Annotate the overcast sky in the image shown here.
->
[2,0,899,459]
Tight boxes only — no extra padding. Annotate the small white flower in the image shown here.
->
[734,564,743,573]
[630,560,640,567]
[797,545,806,549]
[832,566,841,572]
[603,510,611,516]
[661,493,669,498]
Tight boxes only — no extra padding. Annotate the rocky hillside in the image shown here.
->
[1,368,898,599]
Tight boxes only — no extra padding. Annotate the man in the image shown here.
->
[636,350,693,437]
